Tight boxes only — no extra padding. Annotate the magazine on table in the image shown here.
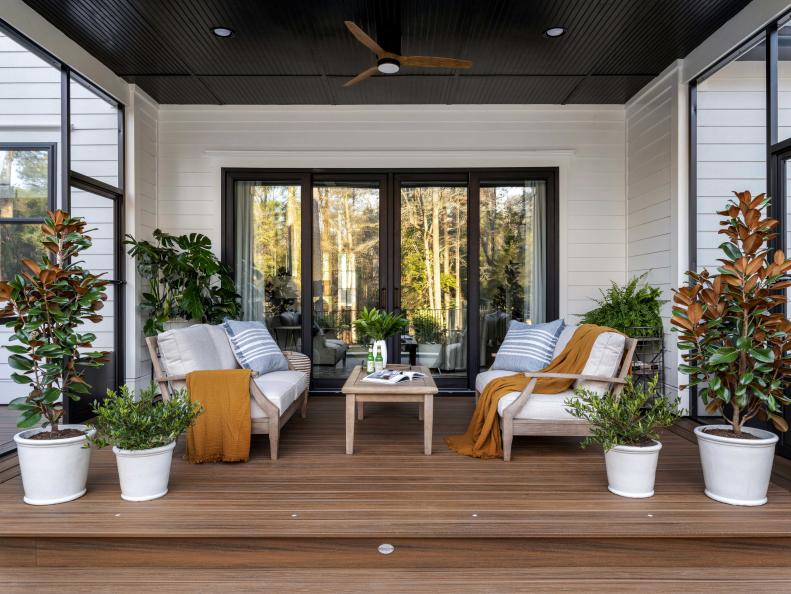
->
[362,369,425,384]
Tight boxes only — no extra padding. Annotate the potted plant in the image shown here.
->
[411,311,446,368]
[672,190,791,506]
[125,229,241,336]
[352,306,408,367]
[89,384,203,501]
[565,376,683,498]
[1,211,108,505]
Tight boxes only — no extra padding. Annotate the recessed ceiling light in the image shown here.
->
[211,26,234,38]
[543,26,566,38]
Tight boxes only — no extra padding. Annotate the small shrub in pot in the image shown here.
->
[565,376,683,498]
[89,385,203,501]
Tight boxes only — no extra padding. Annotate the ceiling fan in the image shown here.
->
[343,20,473,87]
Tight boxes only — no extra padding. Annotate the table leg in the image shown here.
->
[418,402,424,421]
[357,401,364,421]
[345,394,355,455]
[423,395,433,455]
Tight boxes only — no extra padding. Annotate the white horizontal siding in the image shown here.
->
[157,105,627,327]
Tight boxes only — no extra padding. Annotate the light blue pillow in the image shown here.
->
[491,319,565,372]
[223,320,289,375]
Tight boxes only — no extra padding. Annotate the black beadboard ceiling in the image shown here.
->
[20,0,752,105]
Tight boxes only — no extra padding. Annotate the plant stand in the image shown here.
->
[628,326,665,395]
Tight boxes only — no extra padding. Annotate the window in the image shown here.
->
[0,144,55,280]
[0,21,125,428]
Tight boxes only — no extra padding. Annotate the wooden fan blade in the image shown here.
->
[344,21,385,57]
[400,55,473,69]
[343,65,379,87]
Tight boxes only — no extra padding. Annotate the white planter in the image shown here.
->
[695,424,778,506]
[14,424,95,506]
[417,343,442,368]
[604,441,662,498]
[113,441,176,502]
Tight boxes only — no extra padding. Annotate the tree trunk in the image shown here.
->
[432,188,442,317]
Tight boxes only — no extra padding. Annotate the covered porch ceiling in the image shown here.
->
[21,0,751,104]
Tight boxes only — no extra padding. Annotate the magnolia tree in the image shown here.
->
[672,191,791,436]
[0,211,107,434]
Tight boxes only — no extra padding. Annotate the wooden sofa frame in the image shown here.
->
[146,336,310,460]
[478,337,638,462]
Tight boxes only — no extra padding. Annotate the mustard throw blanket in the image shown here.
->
[186,369,252,463]
[446,324,618,459]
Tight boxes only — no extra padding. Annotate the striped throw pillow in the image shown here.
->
[223,320,289,375]
[491,319,565,372]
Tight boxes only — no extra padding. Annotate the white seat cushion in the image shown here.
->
[475,369,520,393]
[251,370,308,419]
[497,389,578,421]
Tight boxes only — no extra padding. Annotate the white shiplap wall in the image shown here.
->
[0,31,120,403]
[625,64,685,400]
[157,105,627,325]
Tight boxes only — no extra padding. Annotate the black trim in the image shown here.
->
[689,12,791,457]
[221,167,560,394]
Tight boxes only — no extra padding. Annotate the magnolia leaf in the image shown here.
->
[708,347,739,366]
[770,415,789,433]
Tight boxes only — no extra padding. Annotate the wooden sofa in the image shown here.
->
[146,323,311,460]
[475,325,637,461]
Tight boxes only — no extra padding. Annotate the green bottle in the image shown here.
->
[366,346,375,373]
[374,350,384,371]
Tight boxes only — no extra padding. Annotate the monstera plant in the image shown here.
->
[672,190,791,506]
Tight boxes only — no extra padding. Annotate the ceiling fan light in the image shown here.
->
[377,57,400,74]
[543,26,566,38]
[211,26,234,38]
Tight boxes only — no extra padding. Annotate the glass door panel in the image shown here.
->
[234,181,302,349]
[479,181,547,370]
[399,183,468,378]
[312,181,380,380]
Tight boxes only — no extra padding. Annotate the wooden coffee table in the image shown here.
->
[341,365,438,455]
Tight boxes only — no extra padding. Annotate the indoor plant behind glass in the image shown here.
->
[89,384,203,501]
[125,229,241,336]
[352,306,408,368]
[1,211,108,505]
[672,190,791,506]
[565,376,683,498]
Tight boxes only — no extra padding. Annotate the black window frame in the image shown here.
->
[688,12,791,458]
[0,19,126,426]
[221,167,560,395]
[0,141,57,224]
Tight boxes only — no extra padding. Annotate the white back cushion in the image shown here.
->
[157,324,239,391]
[575,332,625,395]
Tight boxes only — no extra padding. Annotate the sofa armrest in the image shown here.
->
[283,350,311,382]
[522,372,627,384]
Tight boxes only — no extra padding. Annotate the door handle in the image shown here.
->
[379,287,386,309]
[394,287,401,310]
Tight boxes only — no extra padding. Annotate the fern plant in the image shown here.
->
[579,274,664,337]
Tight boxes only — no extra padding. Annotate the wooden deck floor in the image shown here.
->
[0,405,17,456]
[1,397,791,592]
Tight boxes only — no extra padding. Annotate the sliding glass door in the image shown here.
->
[223,168,558,392]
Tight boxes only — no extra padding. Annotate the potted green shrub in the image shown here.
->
[1,211,108,505]
[565,376,683,498]
[352,306,408,367]
[673,190,791,506]
[89,385,202,501]
[411,311,446,368]
[125,229,241,336]
[579,273,665,337]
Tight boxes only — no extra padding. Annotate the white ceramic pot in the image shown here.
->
[14,424,95,506]
[417,343,443,368]
[695,424,778,506]
[373,339,388,367]
[604,441,662,498]
[113,441,176,502]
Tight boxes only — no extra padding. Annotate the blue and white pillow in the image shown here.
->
[491,319,565,372]
[223,320,289,375]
